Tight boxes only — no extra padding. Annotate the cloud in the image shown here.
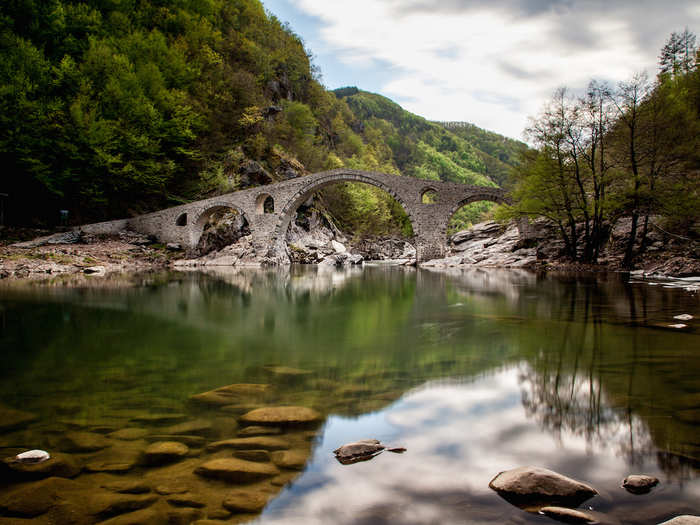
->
[288,0,700,138]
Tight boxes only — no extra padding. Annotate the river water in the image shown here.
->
[0,266,698,524]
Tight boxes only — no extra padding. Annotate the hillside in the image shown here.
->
[0,0,519,236]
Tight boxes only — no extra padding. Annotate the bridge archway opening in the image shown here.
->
[421,188,438,204]
[176,213,188,227]
[195,205,250,255]
[256,193,274,214]
[280,179,416,261]
[446,193,508,247]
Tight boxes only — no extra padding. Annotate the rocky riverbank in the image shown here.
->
[1,215,698,281]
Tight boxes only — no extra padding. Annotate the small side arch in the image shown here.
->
[176,212,188,226]
[255,193,274,214]
[192,203,250,254]
[420,187,439,204]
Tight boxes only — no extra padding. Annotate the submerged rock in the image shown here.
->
[222,490,270,513]
[271,450,309,470]
[55,430,110,452]
[0,405,37,432]
[142,441,189,465]
[109,428,149,441]
[234,449,271,462]
[622,474,659,494]
[539,506,596,523]
[194,458,279,483]
[0,476,81,517]
[189,383,270,406]
[161,419,212,436]
[489,466,598,507]
[239,406,321,426]
[237,425,283,437]
[206,436,289,452]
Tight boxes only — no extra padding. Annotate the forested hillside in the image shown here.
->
[0,0,515,236]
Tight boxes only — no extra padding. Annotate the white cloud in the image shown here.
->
[290,0,699,138]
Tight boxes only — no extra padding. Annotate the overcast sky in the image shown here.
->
[261,0,700,139]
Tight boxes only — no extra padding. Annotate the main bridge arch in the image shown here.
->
[269,171,418,255]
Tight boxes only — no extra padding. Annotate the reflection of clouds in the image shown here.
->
[257,368,697,525]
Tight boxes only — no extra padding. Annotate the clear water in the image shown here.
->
[0,266,698,524]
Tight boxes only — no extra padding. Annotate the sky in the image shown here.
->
[261,0,700,140]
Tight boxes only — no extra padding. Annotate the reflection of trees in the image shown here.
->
[517,275,700,480]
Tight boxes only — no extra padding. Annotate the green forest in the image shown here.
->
[0,0,520,236]
[503,29,700,266]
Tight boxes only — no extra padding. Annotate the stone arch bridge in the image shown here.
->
[82,169,518,263]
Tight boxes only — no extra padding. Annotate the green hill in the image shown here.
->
[0,0,521,235]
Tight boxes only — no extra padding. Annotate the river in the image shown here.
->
[0,266,698,524]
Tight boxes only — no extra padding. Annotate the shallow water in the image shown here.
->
[0,266,699,524]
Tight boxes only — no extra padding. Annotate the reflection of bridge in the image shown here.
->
[81,169,515,262]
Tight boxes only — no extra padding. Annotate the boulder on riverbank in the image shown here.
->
[658,517,700,525]
[489,466,598,507]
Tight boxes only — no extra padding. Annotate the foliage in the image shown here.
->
[509,30,700,265]
[0,0,514,239]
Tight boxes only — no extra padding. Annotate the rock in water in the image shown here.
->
[673,314,693,321]
[657,518,700,525]
[194,458,279,483]
[622,474,659,494]
[14,450,50,464]
[142,441,189,465]
[489,466,598,507]
[239,406,320,426]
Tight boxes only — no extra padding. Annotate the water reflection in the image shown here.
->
[0,267,698,524]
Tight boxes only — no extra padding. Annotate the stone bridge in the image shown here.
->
[82,169,515,263]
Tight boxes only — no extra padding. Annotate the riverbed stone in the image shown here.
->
[109,428,150,440]
[489,466,598,506]
[239,406,321,426]
[539,506,596,523]
[0,476,81,517]
[162,419,213,436]
[263,365,312,377]
[194,458,279,482]
[143,441,189,465]
[96,508,163,525]
[130,413,188,424]
[233,449,271,462]
[147,434,207,447]
[56,430,111,452]
[623,474,659,494]
[658,518,700,525]
[84,440,146,473]
[189,384,271,406]
[1,452,81,481]
[167,493,206,508]
[270,450,308,470]
[0,405,37,432]
[222,490,270,513]
[102,480,151,494]
[87,492,158,519]
[155,481,190,495]
[206,436,289,452]
[237,425,283,436]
